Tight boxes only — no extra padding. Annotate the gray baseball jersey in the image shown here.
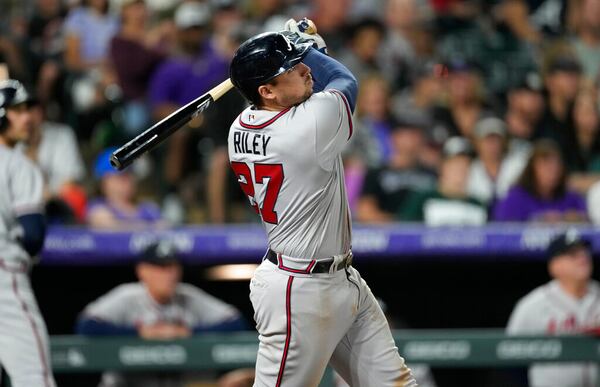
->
[507,280,600,387]
[0,144,55,387]
[228,90,352,259]
[81,283,241,328]
[229,88,415,386]
[0,144,44,265]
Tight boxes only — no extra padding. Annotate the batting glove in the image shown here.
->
[283,17,328,55]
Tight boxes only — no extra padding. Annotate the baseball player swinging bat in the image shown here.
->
[110,78,234,170]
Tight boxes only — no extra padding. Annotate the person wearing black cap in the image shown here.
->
[76,240,247,386]
[507,230,600,387]
[0,79,56,387]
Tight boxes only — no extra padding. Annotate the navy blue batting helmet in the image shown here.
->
[0,80,34,131]
[229,32,312,105]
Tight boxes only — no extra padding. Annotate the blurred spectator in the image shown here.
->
[507,230,599,387]
[569,0,600,84]
[18,101,87,223]
[562,90,600,193]
[0,34,27,83]
[537,56,582,145]
[76,240,248,387]
[337,18,387,84]
[586,179,600,224]
[64,0,119,72]
[495,0,568,44]
[357,124,437,223]
[149,1,229,222]
[109,0,167,136]
[379,0,433,90]
[308,0,352,54]
[25,0,68,113]
[433,59,491,141]
[493,140,587,222]
[87,147,163,228]
[504,71,544,153]
[466,116,528,206]
[401,137,486,225]
[63,0,120,138]
[392,60,443,143]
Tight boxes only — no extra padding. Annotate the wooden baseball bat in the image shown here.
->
[110,78,234,170]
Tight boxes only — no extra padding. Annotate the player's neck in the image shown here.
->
[557,279,588,300]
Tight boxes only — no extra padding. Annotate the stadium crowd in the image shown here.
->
[2,0,600,226]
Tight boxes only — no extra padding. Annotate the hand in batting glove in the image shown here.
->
[283,17,328,55]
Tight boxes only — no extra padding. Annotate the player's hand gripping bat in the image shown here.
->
[110,78,234,170]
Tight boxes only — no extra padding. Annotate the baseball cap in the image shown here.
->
[548,57,582,74]
[512,72,543,93]
[443,136,473,158]
[547,230,591,260]
[94,147,122,179]
[474,117,507,139]
[174,1,211,29]
[139,240,180,266]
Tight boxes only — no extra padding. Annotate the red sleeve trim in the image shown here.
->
[239,107,292,129]
[329,89,353,140]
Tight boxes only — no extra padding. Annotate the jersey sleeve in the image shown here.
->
[181,284,241,327]
[9,154,44,216]
[304,90,354,171]
[81,285,136,326]
[506,296,541,334]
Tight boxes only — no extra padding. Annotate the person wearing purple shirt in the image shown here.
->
[87,148,163,228]
[493,140,588,222]
[147,2,230,211]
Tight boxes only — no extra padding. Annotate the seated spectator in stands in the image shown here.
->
[537,56,582,147]
[87,147,163,228]
[507,230,600,387]
[19,101,87,223]
[64,0,118,72]
[149,1,229,222]
[25,0,68,113]
[308,0,351,54]
[563,90,600,193]
[337,18,387,83]
[401,137,486,225]
[76,240,248,387]
[569,0,600,84]
[391,60,443,144]
[432,59,492,140]
[110,0,166,136]
[357,123,437,223]
[466,116,528,206]
[504,72,544,154]
[493,140,587,223]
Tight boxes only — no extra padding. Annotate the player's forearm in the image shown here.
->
[303,48,358,111]
[75,317,138,336]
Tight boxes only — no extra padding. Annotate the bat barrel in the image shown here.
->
[110,95,213,170]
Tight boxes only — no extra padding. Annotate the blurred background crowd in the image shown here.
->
[2,0,600,227]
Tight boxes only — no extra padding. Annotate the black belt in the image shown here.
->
[266,249,351,274]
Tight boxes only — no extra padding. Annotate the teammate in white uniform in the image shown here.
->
[227,21,416,387]
[0,80,56,387]
[76,240,247,387]
[507,230,600,387]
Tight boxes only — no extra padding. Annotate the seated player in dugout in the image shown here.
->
[507,230,600,387]
[75,240,248,387]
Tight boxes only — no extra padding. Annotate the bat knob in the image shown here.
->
[110,154,122,170]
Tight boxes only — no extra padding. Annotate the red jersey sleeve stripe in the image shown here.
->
[329,89,353,140]
[239,107,292,129]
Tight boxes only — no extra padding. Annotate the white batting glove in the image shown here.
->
[283,18,328,55]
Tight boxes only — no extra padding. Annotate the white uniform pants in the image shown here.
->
[0,263,56,387]
[250,260,416,387]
